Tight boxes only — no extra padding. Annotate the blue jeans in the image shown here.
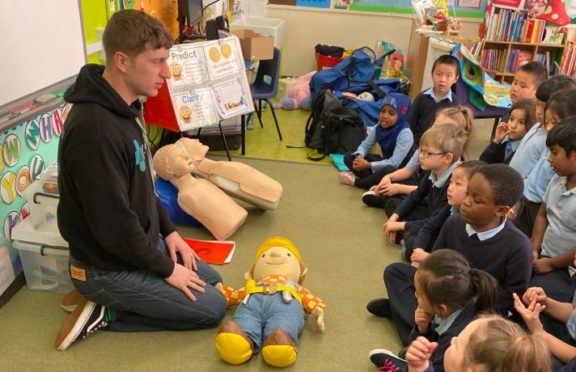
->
[70,239,227,332]
[233,293,305,353]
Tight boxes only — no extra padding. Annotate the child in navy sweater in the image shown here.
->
[368,164,532,345]
[369,249,499,372]
[408,55,460,144]
[383,124,467,261]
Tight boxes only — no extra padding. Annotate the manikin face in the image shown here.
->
[165,145,194,177]
[252,247,301,283]
[124,44,171,99]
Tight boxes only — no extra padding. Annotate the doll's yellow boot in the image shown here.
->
[261,344,297,367]
[215,321,254,365]
[261,328,297,368]
[215,332,253,365]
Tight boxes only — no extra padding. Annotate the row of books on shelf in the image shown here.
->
[484,7,559,44]
[481,48,557,74]
[560,42,576,76]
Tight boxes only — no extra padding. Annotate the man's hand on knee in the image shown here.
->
[165,263,206,301]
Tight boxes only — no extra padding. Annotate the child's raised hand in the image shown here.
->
[523,287,548,306]
[405,336,438,372]
[513,293,545,334]
[493,121,509,144]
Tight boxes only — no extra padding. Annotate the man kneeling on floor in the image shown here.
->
[54,9,226,351]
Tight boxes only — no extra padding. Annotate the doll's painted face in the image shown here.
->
[253,247,301,282]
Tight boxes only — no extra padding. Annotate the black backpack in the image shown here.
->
[304,89,341,150]
[307,106,366,161]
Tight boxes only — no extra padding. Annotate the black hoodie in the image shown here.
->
[57,64,176,278]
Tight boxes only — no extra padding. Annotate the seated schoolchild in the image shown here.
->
[367,164,532,345]
[509,75,576,178]
[405,315,552,372]
[383,124,467,260]
[338,93,414,190]
[529,120,576,303]
[410,160,485,266]
[362,105,474,215]
[480,99,535,164]
[369,249,499,372]
[511,88,576,237]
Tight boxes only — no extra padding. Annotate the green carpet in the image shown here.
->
[208,108,333,165]
[0,157,402,371]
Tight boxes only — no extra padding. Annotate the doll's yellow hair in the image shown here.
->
[255,236,301,262]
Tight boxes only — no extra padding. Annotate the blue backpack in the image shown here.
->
[309,47,376,100]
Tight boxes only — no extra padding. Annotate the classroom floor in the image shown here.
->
[0,105,493,371]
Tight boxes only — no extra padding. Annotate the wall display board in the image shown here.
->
[164,35,254,131]
[0,0,85,108]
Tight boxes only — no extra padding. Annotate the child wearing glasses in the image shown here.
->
[383,124,467,261]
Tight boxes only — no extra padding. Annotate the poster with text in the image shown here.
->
[165,36,254,131]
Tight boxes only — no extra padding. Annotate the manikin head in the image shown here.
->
[177,138,210,162]
[152,143,194,180]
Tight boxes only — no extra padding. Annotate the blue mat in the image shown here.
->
[329,154,350,172]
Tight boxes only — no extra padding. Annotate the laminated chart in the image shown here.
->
[165,36,254,131]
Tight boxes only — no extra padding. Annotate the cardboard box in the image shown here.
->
[231,29,274,61]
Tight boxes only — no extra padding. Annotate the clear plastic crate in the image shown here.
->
[24,163,59,228]
[231,16,285,49]
[13,241,72,293]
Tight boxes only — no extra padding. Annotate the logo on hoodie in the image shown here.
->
[133,140,146,172]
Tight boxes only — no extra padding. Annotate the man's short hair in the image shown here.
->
[471,164,524,206]
[102,9,173,63]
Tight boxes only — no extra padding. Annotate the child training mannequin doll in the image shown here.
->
[176,138,283,210]
[152,143,247,240]
[216,236,326,368]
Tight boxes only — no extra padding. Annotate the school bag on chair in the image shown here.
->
[307,106,366,161]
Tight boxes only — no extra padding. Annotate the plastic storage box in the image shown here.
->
[24,163,59,228]
[231,16,285,49]
[13,241,72,292]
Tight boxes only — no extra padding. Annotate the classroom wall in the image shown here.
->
[265,5,482,77]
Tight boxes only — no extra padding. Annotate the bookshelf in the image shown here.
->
[479,5,567,83]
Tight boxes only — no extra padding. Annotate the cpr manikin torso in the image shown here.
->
[176,138,283,210]
[153,144,247,240]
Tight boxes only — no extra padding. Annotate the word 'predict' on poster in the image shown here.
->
[165,36,254,131]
